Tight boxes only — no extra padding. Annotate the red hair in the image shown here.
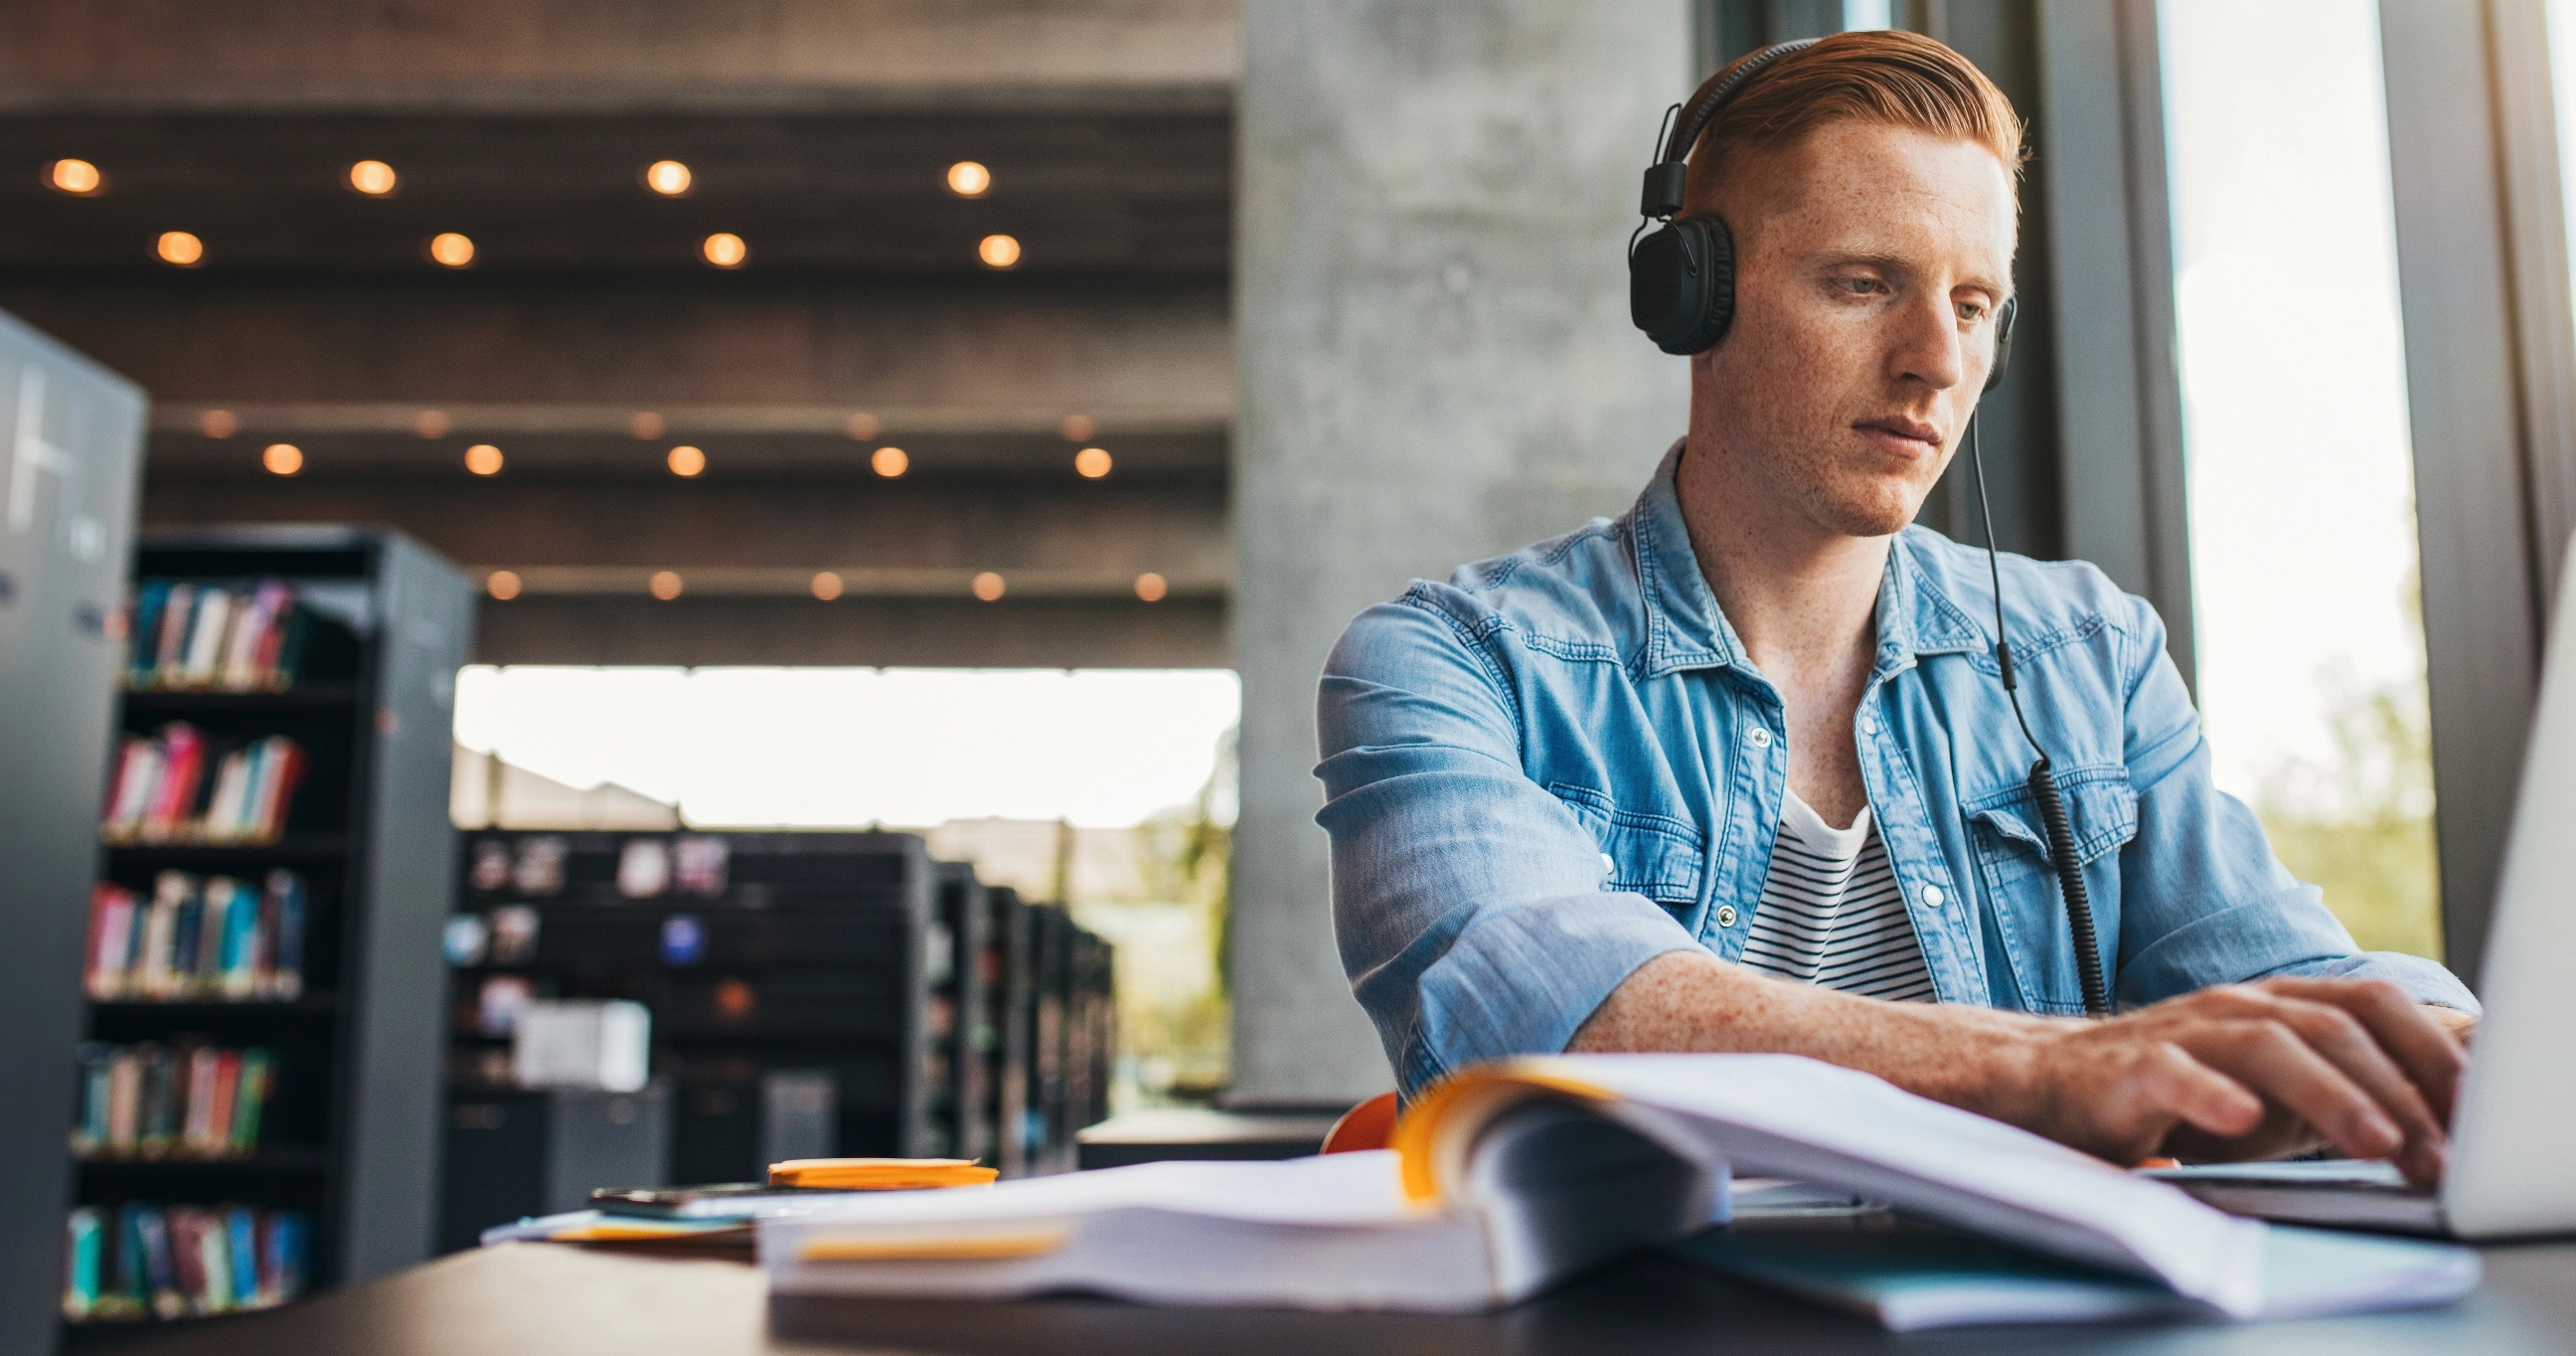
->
[1683,30,2024,215]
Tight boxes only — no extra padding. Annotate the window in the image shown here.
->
[2163,0,2441,956]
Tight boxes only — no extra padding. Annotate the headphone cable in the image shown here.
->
[1967,418,2112,1018]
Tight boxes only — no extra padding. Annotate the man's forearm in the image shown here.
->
[1566,949,2060,1123]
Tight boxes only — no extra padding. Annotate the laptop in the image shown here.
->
[2146,547,2576,1240]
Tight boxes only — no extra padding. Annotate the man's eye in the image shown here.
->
[1957,301,1988,322]
[1838,277,1883,295]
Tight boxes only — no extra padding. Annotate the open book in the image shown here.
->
[759,1054,2478,1321]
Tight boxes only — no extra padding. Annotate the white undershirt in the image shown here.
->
[1735,788,1938,1003]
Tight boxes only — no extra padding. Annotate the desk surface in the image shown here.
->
[70,1237,2576,1356]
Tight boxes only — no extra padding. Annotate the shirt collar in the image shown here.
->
[1627,439,1988,682]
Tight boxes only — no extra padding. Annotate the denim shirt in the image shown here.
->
[1316,443,2477,1096]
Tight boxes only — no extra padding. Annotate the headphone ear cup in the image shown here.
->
[1628,215,1736,356]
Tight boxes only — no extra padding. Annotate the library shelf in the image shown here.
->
[70,526,476,1325]
[76,1146,332,1176]
[117,685,362,716]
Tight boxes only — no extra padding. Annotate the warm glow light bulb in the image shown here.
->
[703,233,746,267]
[487,571,523,600]
[464,443,505,475]
[630,412,665,439]
[200,410,240,438]
[971,571,1007,601]
[349,160,397,195]
[261,443,303,475]
[1135,573,1169,602]
[50,159,101,194]
[667,444,706,477]
[415,410,451,438]
[811,571,844,601]
[1074,446,1113,479]
[650,570,684,600]
[871,446,908,478]
[946,161,991,197]
[646,160,693,196]
[430,233,475,267]
[978,234,1021,269]
[157,232,203,265]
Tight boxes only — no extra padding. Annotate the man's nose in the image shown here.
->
[1893,296,1966,391]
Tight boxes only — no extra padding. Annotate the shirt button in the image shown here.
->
[1923,885,1946,909]
[1600,853,1615,876]
[1715,905,1738,928]
[1746,727,1773,749]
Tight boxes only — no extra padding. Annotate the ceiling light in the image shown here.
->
[646,160,692,196]
[1074,446,1112,479]
[348,160,397,195]
[487,570,523,600]
[415,410,451,438]
[199,410,239,438]
[429,233,475,267]
[261,443,302,475]
[464,443,504,475]
[157,232,203,266]
[811,571,844,601]
[631,412,665,439]
[845,412,882,440]
[972,572,1006,601]
[49,159,101,195]
[650,570,684,600]
[871,446,908,478]
[1135,573,1169,602]
[978,234,1021,269]
[667,444,706,476]
[1058,415,1095,442]
[703,233,746,267]
[947,161,991,197]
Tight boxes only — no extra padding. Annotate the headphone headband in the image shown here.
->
[1662,38,1821,168]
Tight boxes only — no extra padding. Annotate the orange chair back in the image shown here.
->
[1320,1091,1399,1154]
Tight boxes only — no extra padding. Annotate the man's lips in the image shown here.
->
[1853,417,1943,452]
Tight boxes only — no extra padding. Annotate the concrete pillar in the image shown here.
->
[1231,2,1694,1104]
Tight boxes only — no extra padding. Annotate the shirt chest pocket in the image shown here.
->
[1966,769,2138,1012]
[1546,782,1704,907]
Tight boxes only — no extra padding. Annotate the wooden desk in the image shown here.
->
[65,1237,2576,1356]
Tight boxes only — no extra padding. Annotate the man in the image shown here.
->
[1315,31,2477,1187]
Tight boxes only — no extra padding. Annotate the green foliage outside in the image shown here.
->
[2247,575,2445,960]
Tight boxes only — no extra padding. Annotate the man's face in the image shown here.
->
[1693,120,2017,539]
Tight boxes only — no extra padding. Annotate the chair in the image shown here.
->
[1319,1091,1399,1154]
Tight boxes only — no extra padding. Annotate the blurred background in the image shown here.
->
[10,0,2576,1347]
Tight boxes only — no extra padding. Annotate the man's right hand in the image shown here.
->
[2015,977,2467,1186]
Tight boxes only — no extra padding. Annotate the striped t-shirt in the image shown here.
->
[1735,789,1938,1003]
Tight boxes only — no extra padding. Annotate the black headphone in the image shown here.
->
[1627,38,2015,392]
[1631,42,2106,1017]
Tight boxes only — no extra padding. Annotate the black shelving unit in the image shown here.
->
[929,863,992,1163]
[438,828,939,1246]
[68,526,472,1342]
[0,309,145,1356]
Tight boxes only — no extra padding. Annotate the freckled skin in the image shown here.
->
[1572,122,2475,1186]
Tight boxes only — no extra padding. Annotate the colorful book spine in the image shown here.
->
[101,725,307,845]
[83,869,310,1003]
[121,578,308,692]
[76,1042,275,1160]
[62,1208,103,1319]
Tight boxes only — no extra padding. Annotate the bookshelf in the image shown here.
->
[66,527,473,1339]
[439,828,941,1244]
[0,310,144,1356]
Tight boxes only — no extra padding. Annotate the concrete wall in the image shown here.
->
[1230,2,1693,1103]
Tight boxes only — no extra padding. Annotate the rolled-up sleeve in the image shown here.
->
[2114,595,2480,1015]
[1316,595,1702,1095]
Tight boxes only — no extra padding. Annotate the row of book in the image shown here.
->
[101,725,307,846]
[63,1204,309,1322]
[73,1042,275,1160]
[86,872,308,1003]
[125,579,312,693]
